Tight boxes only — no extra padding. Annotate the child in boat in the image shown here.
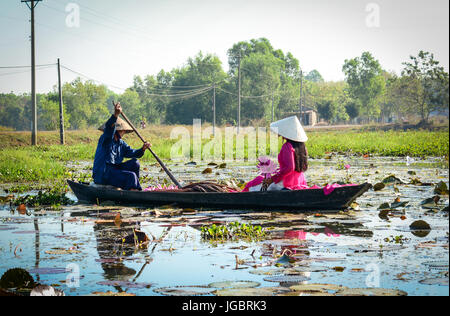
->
[243,116,308,192]
[92,102,151,191]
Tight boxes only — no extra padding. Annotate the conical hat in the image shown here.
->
[98,117,134,134]
[270,116,308,142]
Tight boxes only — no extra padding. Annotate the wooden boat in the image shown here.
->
[67,180,372,212]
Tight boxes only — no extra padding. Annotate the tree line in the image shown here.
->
[0,38,448,131]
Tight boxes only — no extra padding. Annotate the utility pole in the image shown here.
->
[22,0,42,146]
[237,54,241,134]
[57,58,65,145]
[299,70,304,125]
[271,89,275,122]
[212,83,216,136]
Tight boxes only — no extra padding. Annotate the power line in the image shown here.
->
[216,87,278,99]
[41,2,176,48]
[0,63,56,69]
[0,65,55,77]
[60,64,214,100]
[60,65,128,91]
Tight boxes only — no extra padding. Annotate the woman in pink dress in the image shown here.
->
[243,116,309,192]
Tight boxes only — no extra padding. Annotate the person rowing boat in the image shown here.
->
[92,102,151,191]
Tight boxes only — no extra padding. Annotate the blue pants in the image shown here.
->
[104,159,142,191]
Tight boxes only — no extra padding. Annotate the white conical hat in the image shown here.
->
[270,116,308,142]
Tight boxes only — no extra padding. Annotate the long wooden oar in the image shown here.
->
[119,112,182,189]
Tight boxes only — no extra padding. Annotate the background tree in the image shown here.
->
[400,51,449,123]
[342,52,386,120]
[305,69,324,83]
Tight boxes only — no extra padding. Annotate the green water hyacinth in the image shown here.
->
[201,222,266,241]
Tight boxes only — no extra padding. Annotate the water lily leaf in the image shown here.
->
[249,269,283,276]
[419,278,449,286]
[336,288,407,296]
[208,280,260,289]
[45,249,81,255]
[434,181,449,195]
[382,175,405,185]
[202,168,213,174]
[28,268,67,275]
[154,286,213,296]
[0,268,35,289]
[290,284,347,293]
[263,275,311,283]
[97,281,152,289]
[378,209,389,219]
[422,261,449,271]
[91,291,135,296]
[378,203,391,210]
[215,287,288,296]
[391,201,409,209]
[409,220,431,230]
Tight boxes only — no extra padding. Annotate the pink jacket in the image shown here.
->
[243,142,307,191]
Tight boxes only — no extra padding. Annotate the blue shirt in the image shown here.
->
[93,115,144,184]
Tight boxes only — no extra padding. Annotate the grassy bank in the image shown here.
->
[0,127,448,183]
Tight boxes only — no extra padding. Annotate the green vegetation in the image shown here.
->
[201,222,266,242]
[0,128,448,184]
[13,187,74,207]
[0,129,447,188]
[0,38,448,131]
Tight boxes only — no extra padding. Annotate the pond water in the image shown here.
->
[0,156,448,296]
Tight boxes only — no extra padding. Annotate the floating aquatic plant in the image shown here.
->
[200,222,266,242]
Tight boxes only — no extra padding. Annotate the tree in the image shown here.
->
[118,89,142,125]
[40,92,71,130]
[62,78,110,129]
[305,70,324,83]
[400,51,449,123]
[342,52,386,119]
[165,52,227,125]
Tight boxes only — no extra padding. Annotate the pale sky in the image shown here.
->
[0,0,448,94]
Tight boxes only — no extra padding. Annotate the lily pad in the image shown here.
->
[419,278,449,286]
[28,268,67,275]
[382,175,405,185]
[0,268,36,289]
[45,249,81,255]
[91,291,136,296]
[153,286,213,296]
[214,287,288,296]
[249,269,283,276]
[373,183,385,191]
[336,288,407,296]
[97,281,152,289]
[409,220,431,230]
[434,181,449,195]
[208,280,260,289]
[202,168,213,174]
[290,283,347,293]
[263,275,311,283]
[422,261,449,271]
